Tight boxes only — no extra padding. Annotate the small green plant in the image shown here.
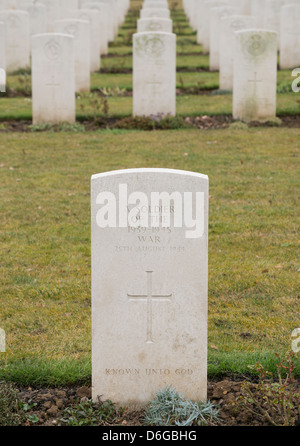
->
[59,399,121,426]
[143,386,220,426]
[0,381,26,426]
[29,123,53,132]
[98,86,127,97]
[235,353,300,426]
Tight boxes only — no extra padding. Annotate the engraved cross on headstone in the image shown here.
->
[127,271,173,344]
[147,73,163,96]
[248,71,263,85]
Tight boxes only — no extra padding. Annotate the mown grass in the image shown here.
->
[0,128,299,383]
[0,92,299,122]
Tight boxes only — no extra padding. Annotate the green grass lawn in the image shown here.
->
[0,128,299,384]
[0,0,299,386]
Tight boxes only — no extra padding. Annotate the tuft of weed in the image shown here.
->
[0,381,25,426]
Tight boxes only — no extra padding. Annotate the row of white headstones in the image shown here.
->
[1,0,299,124]
[135,0,300,122]
[0,0,130,120]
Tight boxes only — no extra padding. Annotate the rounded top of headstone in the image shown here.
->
[91,168,208,182]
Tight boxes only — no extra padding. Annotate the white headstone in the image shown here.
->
[142,1,169,9]
[233,29,278,122]
[0,0,7,11]
[140,8,170,19]
[31,33,76,124]
[81,2,109,55]
[219,15,256,90]
[251,0,266,29]
[137,17,172,33]
[0,21,5,92]
[133,31,176,117]
[0,328,5,353]
[0,10,30,73]
[91,168,209,406]
[198,0,227,52]
[209,6,237,71]
[280,4,300,69]
[60,0,79,17]
[54,19,90,92]
[0,21,5,70]
[38,0,60,32]
[69,8,101,72]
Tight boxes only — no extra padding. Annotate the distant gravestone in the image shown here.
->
[142,1,169,9]
[219,15,256,90]
[137,17,172,33]
[21,3,47,36]
[233,29,278,122]
[0,21,5,70]
[0,21,5,92]
[39,0,60,32]
[91,168,209,405]
[199,0,226,52]
[209,5,237,71]
[140,8,170,19]
[250,0,265,29]
[60,0,79,17]
[263,0,284,48]
[81,2,109,55]
[0,328,5,353]
[91,0,115,42]
[0,10,30,73]
[280,4,300,69]
[0,0,7,10]
[31,33,76,124]
[54,19,90,92]
[70,9,101,72]
[133,31,176,117]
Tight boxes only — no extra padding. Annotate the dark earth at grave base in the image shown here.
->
[16,378,300,427]
[0,115,300,133]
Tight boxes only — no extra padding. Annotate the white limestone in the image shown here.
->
[133,31,176,117]
[140,8,170,19]
[54,19,90,92]
[81,2,109,55]
[233,29,278,122]
[38,0,60,32]
[137,17,172,33]
[198,0,227,52]
[209,5,237,71]
[263,0,285,48]
[280,4,300,69]
[31,33,76,124]
[219,15,256,90]
[69,8,101,72]
[89,0,115,42]
[0,10,30,73]
[0,21,5,92]
[60,0,79,18]
[91,168,209,405]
